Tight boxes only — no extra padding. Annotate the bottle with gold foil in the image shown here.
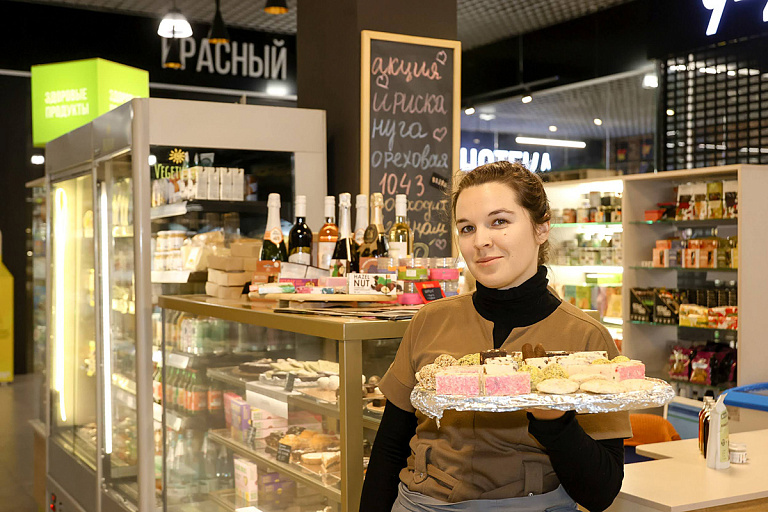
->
[354,194,368,246]
[259,193,288,262]
[359,192,389,270]
[329,193,359,276]
[388,194,411,260]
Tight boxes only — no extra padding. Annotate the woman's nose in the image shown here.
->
[474,227,492,248]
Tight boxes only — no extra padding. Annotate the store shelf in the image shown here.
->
[629,320,737,332]
[207,429,342,503]
[551,222,622,228]
[549,264,623,274]
[151,270,208,284]
[158,295,411,341]
[629,266,737,273]
[629,218,738,227]
[112,373,137,395]
[288,394,381,431]
[151,200,268,220]
[207,366,252,391]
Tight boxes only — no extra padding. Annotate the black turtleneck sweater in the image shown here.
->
[360,268,625,512]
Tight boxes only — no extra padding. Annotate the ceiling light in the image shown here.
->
[521,95,532,104]
[264,0,288,14]
[515,136,586,149]
[478,113,496,121]
[208,0,229,44]
[642,73,659,88]
[163,37,182,69]
[666,109,675,116]
[158,8,192,38]
[31,155,45,165]
[548,125,557,132]
[464,107,475,115]
[593,118,603,126]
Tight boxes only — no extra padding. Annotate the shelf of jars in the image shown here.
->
[150,200,269,220]
[551,222,622,228]
[629,218,738,227]
[628,320,737,332]
[207,429,342,504]
[629,266,737,273]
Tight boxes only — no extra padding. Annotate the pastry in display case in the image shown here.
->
[158,294,408,512]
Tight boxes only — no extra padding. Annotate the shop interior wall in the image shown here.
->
[0,74,42,375]
[296,0,458,197]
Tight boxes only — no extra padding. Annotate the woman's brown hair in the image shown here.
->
[451,161,551,265]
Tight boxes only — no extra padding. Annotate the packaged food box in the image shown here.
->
[230,395,251,432]
[652,289,680,325]
[676,183,694,220]
[707,181,723,219]
[205,281,244,300]
[207,255,244,271]
[231,241,262,258]
[692,182,708,220]
[348,273,400,295]
[223,392,240,427]
[207,167,220,200]
[208,268,252,287]
[629,288,654,322]
[723,180,738,218]
[645,209,665,222]
[257,471,283,486]
[234,456,259,502]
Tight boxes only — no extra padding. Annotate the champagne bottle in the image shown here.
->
[354,194,368,246]
[330,193,359,276]
[260,193,288,262]
[388,194,412,260]
[359,192,389,265]
[288,195,313,265]
[317,196,338,269]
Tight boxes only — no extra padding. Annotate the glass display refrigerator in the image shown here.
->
[45,98,327,512]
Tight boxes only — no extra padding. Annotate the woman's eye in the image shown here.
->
[492,218,508,226]
[459,225,474,234]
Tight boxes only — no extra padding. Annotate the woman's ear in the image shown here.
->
[535,221,550,245]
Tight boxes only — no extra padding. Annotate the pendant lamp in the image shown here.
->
[158,7,192,38]
[208,0,230,44]
[163,31,183,69]
[264,0,288,15]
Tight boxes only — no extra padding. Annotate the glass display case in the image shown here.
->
[45,98,328,512]
[157,295,407,512]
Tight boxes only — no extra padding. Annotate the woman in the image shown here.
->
[361,162,630,512]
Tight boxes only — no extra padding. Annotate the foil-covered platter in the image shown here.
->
[411,378,675,423]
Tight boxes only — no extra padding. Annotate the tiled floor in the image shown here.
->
[0,374,42,512]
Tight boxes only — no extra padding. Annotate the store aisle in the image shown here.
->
[0,374,41,512]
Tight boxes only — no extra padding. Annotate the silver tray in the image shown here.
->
[411,378,676,422]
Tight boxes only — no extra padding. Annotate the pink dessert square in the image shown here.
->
[436,372,481,396]
[483,372,531,396]
[614,362,645,381]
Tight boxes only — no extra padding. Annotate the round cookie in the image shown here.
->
[580,379,624,394]
[537,378,580,395]
[621,379,656,392]
[568,373,609,384]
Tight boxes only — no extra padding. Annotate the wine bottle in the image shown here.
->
[288,195,313,265]
[359,192,389,266]
[354,194,368,246]
[329,193,359,276]
[388,193,412,260]
[259,193,288,262]
[317,196,338,269]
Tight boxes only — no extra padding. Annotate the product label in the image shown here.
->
[363,225,378,244]
[389,241,408,260]
[153,380,163,402]
[719,409,729,463]
[268,227,283,244]
[208,389,222,411]
[329,259,350,277]
[189,390,207,412]
[348,273,401,295]
[354,228,365,245]
[317,242,335,269]
[288,251,311,265]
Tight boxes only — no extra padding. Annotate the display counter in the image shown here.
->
[607,429,768,512]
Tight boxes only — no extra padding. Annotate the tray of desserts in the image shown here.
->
[410,346,675,422]
[235,358,340,388]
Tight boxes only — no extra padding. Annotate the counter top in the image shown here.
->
[608,429,768,512]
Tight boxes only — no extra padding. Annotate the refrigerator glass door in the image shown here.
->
[99,152,141,504]
[49,174,98,468]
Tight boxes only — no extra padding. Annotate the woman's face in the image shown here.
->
[455,182,548,290]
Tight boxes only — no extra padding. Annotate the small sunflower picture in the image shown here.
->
[168,148,186,164]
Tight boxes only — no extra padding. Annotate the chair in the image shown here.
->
[624,413,681,464]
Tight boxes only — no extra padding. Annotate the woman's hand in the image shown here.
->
[526,408,566,420]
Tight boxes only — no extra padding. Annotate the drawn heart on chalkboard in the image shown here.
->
[433,239,448,251]
[432,127,448,142]
[436,51,447,65]
[376,74,389,90]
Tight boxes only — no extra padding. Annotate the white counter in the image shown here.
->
[606,429,768,512]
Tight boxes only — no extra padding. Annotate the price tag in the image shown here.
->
[284,373,297,392]
[415,281,445,303]
[276,442,292,463]
[167,353,190,369]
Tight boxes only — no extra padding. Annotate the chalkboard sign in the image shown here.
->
[276,442,292,463]
[361,31,461,257]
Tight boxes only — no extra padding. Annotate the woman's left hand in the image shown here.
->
[526,408,566,420]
